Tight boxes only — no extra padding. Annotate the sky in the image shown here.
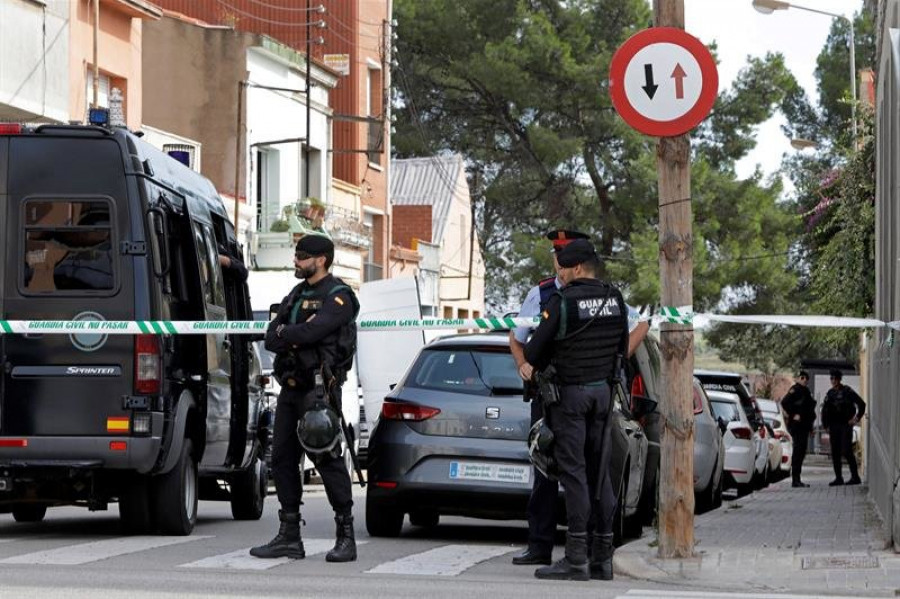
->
[683,0,864,183]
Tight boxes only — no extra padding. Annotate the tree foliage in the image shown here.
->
[393,0,804,318]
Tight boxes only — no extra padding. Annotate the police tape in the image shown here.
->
[0,312,897,335]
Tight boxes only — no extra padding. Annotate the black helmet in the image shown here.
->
[528,418,558,481]
[297,403,342,455]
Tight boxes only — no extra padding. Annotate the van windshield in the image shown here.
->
[22,199,114,293]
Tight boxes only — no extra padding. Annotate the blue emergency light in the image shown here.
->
[88,107,110,126]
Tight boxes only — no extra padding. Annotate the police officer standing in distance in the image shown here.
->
[524,239,629,581]
[511,229,648,567]
[780,370,816,487]
[251,234,359,562]
[822,369,865,486]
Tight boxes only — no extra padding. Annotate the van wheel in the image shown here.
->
[230,454,266,521]
[12,504,46,523]
[153,439,198,535]
[366,495,403,537]
[119,474,154,534]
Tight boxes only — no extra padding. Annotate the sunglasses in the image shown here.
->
[294,252,318,261]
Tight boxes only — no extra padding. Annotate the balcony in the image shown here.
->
[364,262,383,282]
[324,205,372,250]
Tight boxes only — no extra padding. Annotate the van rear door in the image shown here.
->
[1,135,135,436]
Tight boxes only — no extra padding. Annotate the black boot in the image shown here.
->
[249,510,305,559]
[326,512,357,562]
[534,532,589,581]
[589,533,614,581]
[512,546,552,565]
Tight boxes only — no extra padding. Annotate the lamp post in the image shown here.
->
[752,0,857,141]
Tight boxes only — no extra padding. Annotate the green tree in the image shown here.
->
[393,0,804,316]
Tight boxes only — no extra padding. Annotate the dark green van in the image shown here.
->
[0,124,268,535]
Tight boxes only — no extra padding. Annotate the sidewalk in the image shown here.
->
[615,457,900,597]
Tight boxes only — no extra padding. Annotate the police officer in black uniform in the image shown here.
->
[524,239,628,581]
[250,234,359,562]
[510,229,589,566]
[822,369,865,486]
[780,370,816,487]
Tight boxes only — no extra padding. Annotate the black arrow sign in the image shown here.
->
[642,64,658,99]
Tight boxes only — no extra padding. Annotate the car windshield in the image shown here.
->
[710,399,743,423]
[404,347,523,396]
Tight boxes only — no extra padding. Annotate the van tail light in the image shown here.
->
[0,124,22,135]
[134,334,161,394]
[731,426,752,440]
[630,374,646,398]
[381,401,441,422]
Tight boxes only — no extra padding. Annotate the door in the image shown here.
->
[190,220,231,467]
[2,137,135,437]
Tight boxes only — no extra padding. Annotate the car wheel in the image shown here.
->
[12,504,47,523]
[409,510,439,528]
[366,494,403,537]
[230,453,266,521]
[712,471,723,509]
[612,472,627,546]
[119,474,154,534]
[153,439,198,535]
[736,482,752,498]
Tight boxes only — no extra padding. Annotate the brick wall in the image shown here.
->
[392,205,432,248]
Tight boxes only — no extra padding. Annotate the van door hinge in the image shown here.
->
[120,241,147,255]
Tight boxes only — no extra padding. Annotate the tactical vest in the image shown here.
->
[551,280,627,385]
[280,276,359,384]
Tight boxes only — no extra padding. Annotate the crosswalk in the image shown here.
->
[0,535,513,576]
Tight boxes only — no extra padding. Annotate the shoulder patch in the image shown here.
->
[334,296,345,306]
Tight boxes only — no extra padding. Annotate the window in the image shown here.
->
[163,143,198,170]
[22,199,115,293]
[192,222,225,307]
[710,400,742,423]
[366,65,383,165]
[404,348,522,396]
[85,70,110,108]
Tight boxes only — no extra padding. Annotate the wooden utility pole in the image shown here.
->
[654,0,695,559]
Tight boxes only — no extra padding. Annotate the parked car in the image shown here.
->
[365,333,648,543]
[627,338,724,521]
[695,371,769,489]
[707,390,756,496]
[756,398,793,475]
[691,382,726,512]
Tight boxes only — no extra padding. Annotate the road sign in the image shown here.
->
[609,27,718,137]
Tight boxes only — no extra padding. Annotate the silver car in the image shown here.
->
[692,381,726,511]
[365,333,648,541]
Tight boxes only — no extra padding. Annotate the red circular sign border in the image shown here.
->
[609,27,719,137]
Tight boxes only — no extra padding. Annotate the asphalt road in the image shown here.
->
[0,482,838,599]
[0,483,685,599]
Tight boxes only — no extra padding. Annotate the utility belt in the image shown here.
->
[273,350,317,389]
[534,355,623,410]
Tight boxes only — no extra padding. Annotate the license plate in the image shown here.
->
[448,461,531,484]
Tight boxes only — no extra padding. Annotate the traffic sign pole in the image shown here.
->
[653,0,696,559]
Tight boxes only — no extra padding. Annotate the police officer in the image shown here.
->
[524,239,628,581]
[822,369,865,486]
[510,229,648,567]
[250,234,358,562]
[780,370,816,487]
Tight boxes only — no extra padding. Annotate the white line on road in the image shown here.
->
[179,538,369,570]
[619,591,893,599]
[0,535,212,565]
[365,544,515,576]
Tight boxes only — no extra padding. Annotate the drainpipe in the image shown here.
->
[92,0,99,108]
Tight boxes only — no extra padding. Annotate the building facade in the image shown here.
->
[866,0,900,549]
[145,0,392,283]
[391,155,485,320]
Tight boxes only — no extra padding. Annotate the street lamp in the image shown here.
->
[751,0,857,141]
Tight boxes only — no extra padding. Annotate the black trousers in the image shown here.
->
[526,398,558,552]
[547,384,615,535]
[271,386,353,515]
[829,424,859,481]
[787,422,810,483]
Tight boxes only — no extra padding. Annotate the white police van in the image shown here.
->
[0,121,267,535]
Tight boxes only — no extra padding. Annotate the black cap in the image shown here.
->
[829,369,843,380]
[295,234,334,257]
[556,238,597,268]
[798,370,809,379]
[546,229,589,251]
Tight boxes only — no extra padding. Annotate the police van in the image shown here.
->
[0,122,268,535]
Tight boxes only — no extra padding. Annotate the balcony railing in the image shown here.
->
[324,205,372,250]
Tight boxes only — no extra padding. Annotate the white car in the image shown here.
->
[708,390,757,496]
[756,398,793,475]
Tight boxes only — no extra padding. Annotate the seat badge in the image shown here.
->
[68,311,109,353]
[486,407,500,419]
